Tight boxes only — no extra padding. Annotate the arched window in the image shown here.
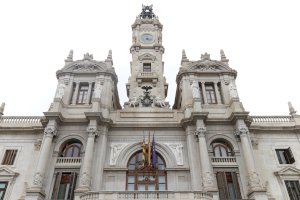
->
[211,140,234,157]
[59,140,83,157]
[127,151,167,191]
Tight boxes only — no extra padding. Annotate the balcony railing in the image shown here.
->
[0,116,43,127]
[211,157,237,166]
[80,191,213,200]
[56,157,81,168]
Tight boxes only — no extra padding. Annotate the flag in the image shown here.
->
[152,134,157,169]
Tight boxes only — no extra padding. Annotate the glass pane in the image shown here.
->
[127,184,134,191]
[159,183,166,191]
[138,184,145,191]
[128,164,135,170]
[159,176,165,184]
[0,191,3,199]
[148,184,155,191]
[138,176,144,181]
[128,176,134,183]
[149,176,155,181]
[0,183,6,189]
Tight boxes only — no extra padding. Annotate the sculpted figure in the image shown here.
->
[55,83,65,99]
[128,96,139,107]
[191,81,200,98]
[229,81,239,99]
[154,96,166,107]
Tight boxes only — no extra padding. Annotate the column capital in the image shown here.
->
[235,126,249,137]
[44,126,57,137]
[248,171,264,191]
[86,126,99,137]
[194,126,206,138]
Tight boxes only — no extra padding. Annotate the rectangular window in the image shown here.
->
[143,63,151,72]
[205,83,217,104]
[1,149,17,165]
[0,182,8,200]
[77,83,89,104]
[276,148,295,164]
[285,180,300,200]
[216,172,242,200]
[52,172,77,200]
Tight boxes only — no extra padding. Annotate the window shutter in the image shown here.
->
[288,147,295,163]
[69,172,78,199]
[231,172,242,199]
[216,172,228,200]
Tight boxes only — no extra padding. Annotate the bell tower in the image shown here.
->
[125,5,169,108]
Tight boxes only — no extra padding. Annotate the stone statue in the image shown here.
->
[229,81,239,99]
[154,96,167,107]
[288,101,297,115]
[128,96,139,107]
[166,143,184,165]
[191,81,200,98]
[0,102,5,115]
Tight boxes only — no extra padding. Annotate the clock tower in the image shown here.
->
[125,5,169,108]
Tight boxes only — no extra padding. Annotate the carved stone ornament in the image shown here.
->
[236,126,249,137]
[203,171,214,186]
[93,81,102,99]
[229,81,239,99]
[165,143,184,165]
[138,53,156,61]
[34,139,42,151]
[109,143,129,165]
[44,126,57,137]
[55,82,66,99]
[195,127,207,138]
[191,81,201,98]
[86,127,99,137]
[248,171,263,190]
[80,172,91,187]
[33,172,43,187]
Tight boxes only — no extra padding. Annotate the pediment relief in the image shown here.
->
[274,166,300,176]
[63,60,107,72]
[0,166,19,177]
[187,60,229,72]
[138,53,156,61]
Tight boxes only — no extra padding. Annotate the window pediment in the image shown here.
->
[275,166,300,177]
[0,166,19,178]
[138,53,156,61]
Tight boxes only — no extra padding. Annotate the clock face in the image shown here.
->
[140,33,154,43]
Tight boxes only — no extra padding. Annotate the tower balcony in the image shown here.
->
[136,72,158,87]
[211,156,237,167]
[80,191,213,200]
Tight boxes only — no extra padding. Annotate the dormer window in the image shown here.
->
[143,63,151,72]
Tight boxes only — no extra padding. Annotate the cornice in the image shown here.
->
[180,112,209,128]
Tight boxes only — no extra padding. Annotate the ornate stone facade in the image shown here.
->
[0,5,299,200]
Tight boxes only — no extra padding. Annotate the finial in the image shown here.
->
[288,101,297,115]
[181,49,189,63]
[139,4,156,19]
[220,49,229,64]
[65,50,73,62]
[201,52,210,61]
[83,53,93,60]
[0,102,5,116]
[105,49,113,65]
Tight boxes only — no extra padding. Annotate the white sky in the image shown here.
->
[0,0,299,116]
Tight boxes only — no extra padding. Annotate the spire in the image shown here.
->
[181,49,189,63]
[0,102,5,116]
[105,49,113,65]
[201,52,211,61]
[65,50,73,63]
[83,53,93,60]
[288,101,297,115]
[220,49,229,64]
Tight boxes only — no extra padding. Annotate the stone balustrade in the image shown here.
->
[80,191,213,200]
[0,116,43,127]
[56,157,82,168]
[211,157,237,167]
[250,116,293,123]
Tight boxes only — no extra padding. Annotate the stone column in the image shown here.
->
[77,125,98,191]
[200,82,208,104]
[214,82,222,104]
[71,82,80,105]
[194,120,217,192]
[185,126,202,191]
[86,82,93,105]
[236,119,263,192]
[32,120,57,189]
[93,126,108,190]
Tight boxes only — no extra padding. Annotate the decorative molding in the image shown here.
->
[138,53,156,61]
[109,143,129,165]
[164,143,184,165]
